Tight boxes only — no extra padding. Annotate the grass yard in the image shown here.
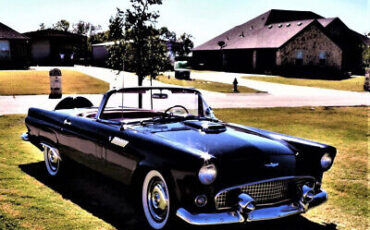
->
[215,106,368,230]
[0,106,367,229]
[242,76,365,92]
[156,75,262,93]
[0,70,109,95]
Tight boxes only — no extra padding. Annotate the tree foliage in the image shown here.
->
[108,8,125,40]
[362,44,370,67]
[107,0,170,86]
[362,32,370,68]
[52,19,70,32]
[73,21,101,36]
[39,23,46,30]
[176,33,194,57]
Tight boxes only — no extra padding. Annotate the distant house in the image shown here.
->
[23,29,87,66]
[91,40,180,68]
[192,9,369,77]
[91,41,115,67]
[0,22,29,69]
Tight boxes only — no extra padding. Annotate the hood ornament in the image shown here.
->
[264,162,279,168]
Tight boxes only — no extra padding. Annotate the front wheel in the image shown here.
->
[142,170,172,229]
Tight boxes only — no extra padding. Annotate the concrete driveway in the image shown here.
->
[0,66,368,115]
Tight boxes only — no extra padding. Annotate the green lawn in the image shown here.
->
[242,76,365,92]
[156,75,263,93]
[214,107,368,230]
[0,70,109,95]
[0,106,367,229]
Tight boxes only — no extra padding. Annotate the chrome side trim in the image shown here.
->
[21,132,29,141]
[177,189,327,226]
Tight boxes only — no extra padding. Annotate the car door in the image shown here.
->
[58,115,106,172]
[95,124,138,184]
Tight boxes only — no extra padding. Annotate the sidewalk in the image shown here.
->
[0,66,368,115]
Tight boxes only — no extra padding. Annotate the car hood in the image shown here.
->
[135,120,295,159]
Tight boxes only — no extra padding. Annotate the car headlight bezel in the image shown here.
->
[320,153,333,171]
[198,163,217,185]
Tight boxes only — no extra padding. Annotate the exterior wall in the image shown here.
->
[26,33,87,66]
[31,40,50,62]
[325,19,365,74]
[277,24,342,75]
[92,45,109,67]
[192,49,255,73]
[0,39,29,69]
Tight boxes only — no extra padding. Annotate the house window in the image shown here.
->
[0,40,10,60]
[319,51,327,65]
[295,50,304,65]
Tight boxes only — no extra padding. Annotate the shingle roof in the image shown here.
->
[193,9,326,51]
[23,29,86,39]
[0,22,28,39]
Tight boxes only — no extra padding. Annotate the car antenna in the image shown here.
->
[121,59,125,120]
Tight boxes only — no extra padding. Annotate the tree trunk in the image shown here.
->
[138,76,143,108]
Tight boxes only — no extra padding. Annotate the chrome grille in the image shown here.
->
[214,177,311,210]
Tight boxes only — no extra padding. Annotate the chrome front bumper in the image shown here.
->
[176,189,327,225]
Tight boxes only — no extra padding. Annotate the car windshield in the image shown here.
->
[100,88,208,123]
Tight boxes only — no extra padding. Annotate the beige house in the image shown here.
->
[192,9,369,77]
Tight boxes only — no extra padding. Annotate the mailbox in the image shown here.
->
[49,68,62,99]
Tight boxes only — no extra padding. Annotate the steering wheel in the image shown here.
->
[164,105,189,116]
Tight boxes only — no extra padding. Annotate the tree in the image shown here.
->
[176,33,194,57]
[39,23,46,30]
[73,21,101,36]
[106,0,171,107]
[53,19,70,32]
[89,31,109,44]
[108,8,125,40]
[123,0,165,87]
[107,41,127,71]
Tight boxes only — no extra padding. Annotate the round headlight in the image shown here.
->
[198,164,217,185]
[321,153,333,170]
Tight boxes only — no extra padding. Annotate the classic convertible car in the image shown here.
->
[22,86,336,229]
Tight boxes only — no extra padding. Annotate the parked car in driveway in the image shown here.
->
[22,86,336,229]
[174,60,191,80]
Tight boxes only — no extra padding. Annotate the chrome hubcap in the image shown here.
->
[43,144,60,176]
[147,178,169,222]
[47,148,59,171]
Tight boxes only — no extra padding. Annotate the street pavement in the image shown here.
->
[0,66,368,115]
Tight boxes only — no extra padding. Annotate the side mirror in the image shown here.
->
[205,107,216,119]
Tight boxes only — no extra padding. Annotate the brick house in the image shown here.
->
[0,22,29,69]
[192,9,369,77]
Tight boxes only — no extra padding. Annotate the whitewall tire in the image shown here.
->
[142,170,171,229]
[43,144,61,176]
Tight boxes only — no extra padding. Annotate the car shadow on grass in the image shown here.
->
[19,161,337,230]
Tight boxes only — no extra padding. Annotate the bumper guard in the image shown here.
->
[176,189,327,225]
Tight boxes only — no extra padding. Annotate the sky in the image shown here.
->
[0,0,368,46]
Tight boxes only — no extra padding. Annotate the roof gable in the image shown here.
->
[0,22,28,39]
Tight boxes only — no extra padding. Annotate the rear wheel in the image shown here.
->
[43,144,62,176]
[142,170,171,229]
